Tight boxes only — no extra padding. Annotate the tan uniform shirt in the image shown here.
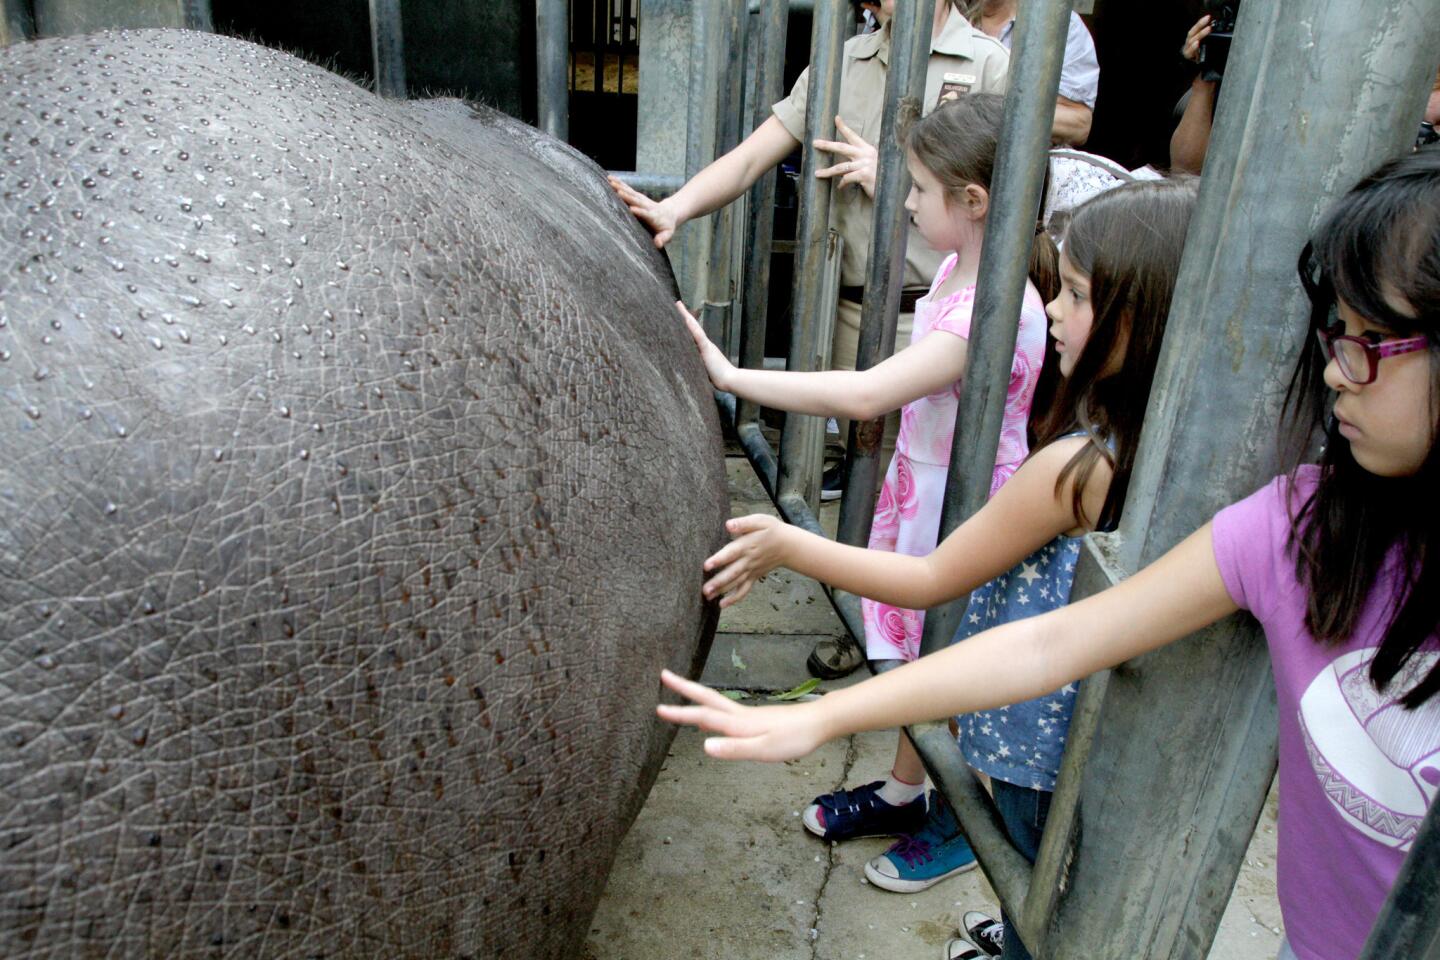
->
[772,13,1010,289]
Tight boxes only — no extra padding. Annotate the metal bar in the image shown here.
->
[916,0,1067,661]
[1358,798,1440,959]
[606,171,685,200]
[537,0,569,138]
[680,0,724,306]
[0,0,35,45]
[1035,0,1440,957]
[834,0,934,549]
[737,0,790,423]
[367,0,407,99]
[894,3,1073,942]
[182,0,212,31]
[700,0,748,344]
[776,0,848,510]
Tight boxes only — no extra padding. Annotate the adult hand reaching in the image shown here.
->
[655,669,831,762]
[813,116,879,197]
[608,175,682,248]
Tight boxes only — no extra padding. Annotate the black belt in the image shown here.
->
[839,285,928,314]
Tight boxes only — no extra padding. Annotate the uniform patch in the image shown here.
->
[937,71,977,105]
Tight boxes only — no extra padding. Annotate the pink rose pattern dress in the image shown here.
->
[861,253,1048,661]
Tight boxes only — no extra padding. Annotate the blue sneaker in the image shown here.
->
[801,780,927,841]
[863,792,976,892]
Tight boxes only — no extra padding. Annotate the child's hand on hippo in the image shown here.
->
[608,175,682,247]
[702,514,791,607]
[676,301,740,392]
[656,669,831,761]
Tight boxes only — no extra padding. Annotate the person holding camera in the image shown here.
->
[1169,8,1231,174]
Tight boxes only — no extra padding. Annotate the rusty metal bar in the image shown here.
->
[735,0,790,424]
[182,0,211,31]
[368,0,407,99]
[537,0,569,138]
[607,171,684,200]
[699,0,749,345]
[775,0,847,513]
[834,0,934,549]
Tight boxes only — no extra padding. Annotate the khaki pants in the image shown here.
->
[829,297,916,483]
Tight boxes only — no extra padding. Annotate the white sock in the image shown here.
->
[876,772,925,806]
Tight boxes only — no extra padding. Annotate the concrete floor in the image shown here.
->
[585,457,1284,960]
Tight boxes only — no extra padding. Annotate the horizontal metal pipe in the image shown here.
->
[835,0,933,549]
[606,171,686,200]
[536,0,569,139]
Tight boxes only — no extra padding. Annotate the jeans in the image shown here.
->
[990,779,1053,960]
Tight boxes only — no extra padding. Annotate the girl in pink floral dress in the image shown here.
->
[679,93,1053,842]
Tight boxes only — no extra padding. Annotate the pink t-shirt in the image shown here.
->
[894,254,1047,488]
[1211,467,1440,960]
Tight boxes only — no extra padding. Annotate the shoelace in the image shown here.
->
[887,834,934,867]
[974,921,1003,950]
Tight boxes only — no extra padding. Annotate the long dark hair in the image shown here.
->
[900,94,1060,304]
[1034,179,1198,530]
[1282,148,1440,709]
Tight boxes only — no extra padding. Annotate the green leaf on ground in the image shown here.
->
[768,678,822,701]
[719,690,748,701]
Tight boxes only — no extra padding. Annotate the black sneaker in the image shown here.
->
[963,911,1003,957]
[820,463,845,502]
[806,636,864,679]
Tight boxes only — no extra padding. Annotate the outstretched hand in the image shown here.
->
[702,513,789,607]
[1181,14,1213,64]
[676,301,737,391]
[608,175,681,248]
[655,669,830,761]
[813,116,878,197]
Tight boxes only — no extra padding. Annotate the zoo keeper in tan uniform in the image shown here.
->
[610,0,1009,473]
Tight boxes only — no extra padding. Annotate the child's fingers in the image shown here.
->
[656,702,732,731]
[813,161,847,180]
[717,579,753,608]
[704,734,778,762]
[725,514,775,537]
[659,668,740,711]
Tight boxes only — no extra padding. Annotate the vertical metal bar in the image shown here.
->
[916,0,1067,660]
[1033,0,1440,956]
[736,0,790,427]
[368,0,407,100]
[834,0,933,548]
[700,0,747,345]
[1359,798,1440,959]
[0,0,35,46]
[537,0,570,138]
[889,1,1072,938]
[592,0,604,95]
[776,0,848,511]
[182,0,212,31]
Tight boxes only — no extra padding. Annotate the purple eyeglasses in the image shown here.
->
[1316,323,1430,385]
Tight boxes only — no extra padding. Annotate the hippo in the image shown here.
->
[0,29,726,959]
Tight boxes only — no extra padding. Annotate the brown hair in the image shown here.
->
[1033,178,1199,530]
[899,93,1060,303]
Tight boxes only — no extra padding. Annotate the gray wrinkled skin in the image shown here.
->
[0,29,726,959]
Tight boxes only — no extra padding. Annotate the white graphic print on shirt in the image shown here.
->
[1299,648,1440,851]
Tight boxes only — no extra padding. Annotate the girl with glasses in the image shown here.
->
[660,149,1440,960]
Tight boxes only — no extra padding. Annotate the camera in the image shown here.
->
[1197,0,1239,83]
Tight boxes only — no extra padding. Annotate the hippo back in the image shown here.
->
[0,29,726,959]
